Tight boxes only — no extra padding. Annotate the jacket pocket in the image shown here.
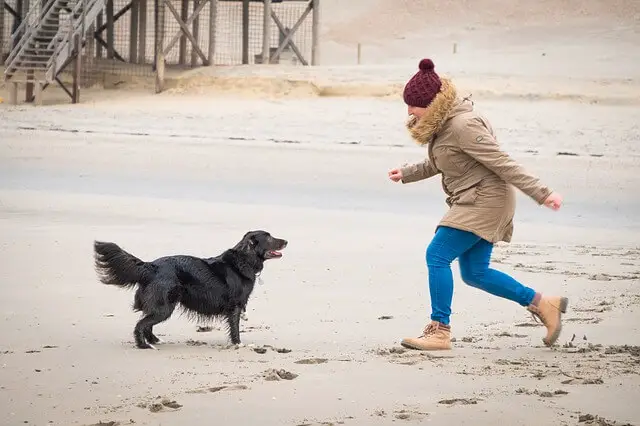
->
[452,186,478,205]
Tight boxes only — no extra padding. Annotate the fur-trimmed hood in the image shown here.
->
[405,78,470,146]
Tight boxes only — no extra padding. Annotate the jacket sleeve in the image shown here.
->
[400,159,440,184]
[455,117,553,204]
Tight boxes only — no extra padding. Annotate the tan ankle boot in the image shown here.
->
[527,295,569,347]
[401,321,452,350]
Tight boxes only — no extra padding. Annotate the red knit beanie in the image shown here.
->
[403,58,442,108]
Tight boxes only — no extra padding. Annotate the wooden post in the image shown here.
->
[9,82,18,105]
[106,0,114,59]
[179,0,188,64]
[25,71,34,102]
[129,0,139,61]
[190,0,199,66]
[12,0,23,51]
[34,81,43,106]
[72,33,82,103]
[207,0,216,66]
[261,0,270,64]
[86,23,96,85]
[138,0,147,63]
[0,0,5,62]
[155,0,165,93]
[23,0,32,101]
[311,0,319,65]
[97,11,103,58]
[153,0,157,69]
[241,0,248,64]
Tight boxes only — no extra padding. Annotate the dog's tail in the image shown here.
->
[93,241,155,289]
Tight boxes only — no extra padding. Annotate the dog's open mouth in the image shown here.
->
[266,250,283,259]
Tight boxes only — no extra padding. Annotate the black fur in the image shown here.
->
[93,230,287,349]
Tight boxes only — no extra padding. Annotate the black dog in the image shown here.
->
[93,230,287,349]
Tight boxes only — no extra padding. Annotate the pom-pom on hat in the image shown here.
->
[403,58,443,108]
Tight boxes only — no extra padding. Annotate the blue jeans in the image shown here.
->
[426,226,536,325]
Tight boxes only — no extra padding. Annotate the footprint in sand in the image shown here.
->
[372,407,429,421]
[516,388,568,398]
[137,397,183,413]
[263,368,298,381]
[295,358,328,365]
[438,398,481,405]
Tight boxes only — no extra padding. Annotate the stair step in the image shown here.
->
[40,23,67,29]
[17,57,51,62]
[24,49,56,54]
[34,30,63,36]
[12,62,49,67]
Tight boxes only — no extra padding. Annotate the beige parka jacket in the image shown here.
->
[400,78,553,243]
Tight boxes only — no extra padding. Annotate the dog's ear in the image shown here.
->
[245,231,260,248]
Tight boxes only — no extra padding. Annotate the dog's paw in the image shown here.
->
[226,343,246,350]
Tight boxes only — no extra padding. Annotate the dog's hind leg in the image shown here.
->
[134,304,175,349]
[225,306,243,345]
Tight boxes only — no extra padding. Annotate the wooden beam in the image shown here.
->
[153,0,157,68]
[207,0,216,65]
[9,82,18,105]
[4,1,18,19]
[129,0,139,61]
[23,0,32,101]
[11,0,22,51]
[163,0,207,54]
[190,0,199,66]
[138,0,147,63]
[72,33,82,103]
[155,0,165,93]
[311,0,319,65]
[94,35,127,62]
[270,5,310,65]
[55,76,73,99]
[95,3,132,38]
[0,0,5,62]
[261,0,271,64]
[96,11,103,58]
[106,0,114,59]
[241,0,248,64]
[163,0,207,62]
[25,70,34,102]
[34,81,43,105]
[179,0,188,65]
[86,23,96,84]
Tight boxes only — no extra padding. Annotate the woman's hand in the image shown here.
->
[388,168,403,182]
[544,192,563,210]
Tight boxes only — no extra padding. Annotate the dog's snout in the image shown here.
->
[281,239,288,248]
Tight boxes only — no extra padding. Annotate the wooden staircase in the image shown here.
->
[3,0,105,104]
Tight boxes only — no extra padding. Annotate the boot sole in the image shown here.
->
[401,341,451,351]
[543,297,569,347]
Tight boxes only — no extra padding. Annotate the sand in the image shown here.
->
[1,1,640,425]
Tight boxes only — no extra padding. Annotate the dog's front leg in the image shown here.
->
[226,306,242,345]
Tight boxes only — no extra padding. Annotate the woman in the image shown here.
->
[388,58,568,351]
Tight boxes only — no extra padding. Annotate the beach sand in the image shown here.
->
[1,1,639,425]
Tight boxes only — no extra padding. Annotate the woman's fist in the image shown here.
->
[388,168,403,182]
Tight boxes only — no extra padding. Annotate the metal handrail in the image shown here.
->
[47,0,104,80]
[4,0,105,83]
[5,0,61,69]
[8,0,52,42]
